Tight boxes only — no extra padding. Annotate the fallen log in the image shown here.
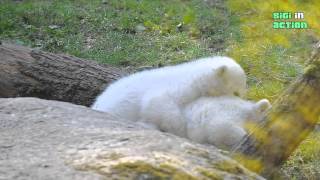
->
[0,43,125,106]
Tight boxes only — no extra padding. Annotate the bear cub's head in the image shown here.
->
[185,96,271,125]
[204,57,247,98]
[184,96,272,150]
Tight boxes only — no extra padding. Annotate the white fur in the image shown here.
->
[92,56,247,125]
[183,96,271,150]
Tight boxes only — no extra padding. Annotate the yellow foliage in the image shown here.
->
[227,0,320,101]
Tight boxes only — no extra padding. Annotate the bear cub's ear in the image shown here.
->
[255,99,272,113]
[215,65,228,76]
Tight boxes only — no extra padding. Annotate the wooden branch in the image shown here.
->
[233,42,320,177]
[0,43,126,106]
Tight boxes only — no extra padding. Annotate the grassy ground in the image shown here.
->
[282,132,320,179]
[0,0,235,67]
[1,0,320,179]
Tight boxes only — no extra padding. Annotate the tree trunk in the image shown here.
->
[232,42,320,177]
[0,43,126,107]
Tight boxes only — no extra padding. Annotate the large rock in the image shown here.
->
[0,98,263,179]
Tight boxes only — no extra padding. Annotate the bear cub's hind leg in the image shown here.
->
[140,92,187,137]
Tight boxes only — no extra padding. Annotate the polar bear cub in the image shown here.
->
[92,56,247,124]
[183,96,271,150]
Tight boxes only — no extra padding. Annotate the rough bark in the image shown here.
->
[0,43,126,106]
[0,97,263,180]
[232,42,320,177]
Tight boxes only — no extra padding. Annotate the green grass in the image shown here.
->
[1,0,320,179]
[0,0,237,67]
[281,132,320,180]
